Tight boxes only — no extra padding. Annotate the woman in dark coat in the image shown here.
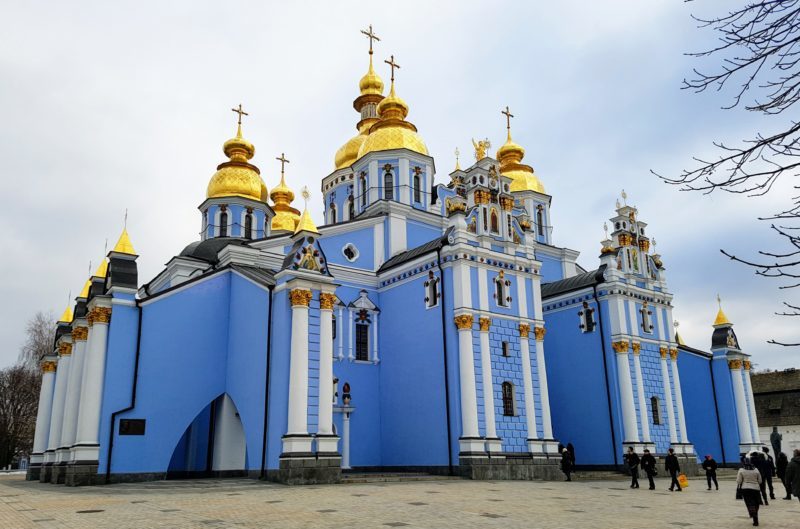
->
[561,448,573,481]
[776,452,790,500]
[738,454,764,526]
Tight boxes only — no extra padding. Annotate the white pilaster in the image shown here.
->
[669,350,689,443]
[452,262,472,311]
[336,306,344,360]
[660,348,678,443]
[478,318,500,452]
[373,221,385,269]
[31,361,57,461]
[477,268,488,311]
[316,292,339,454]
[74,300,112,462]
[283,288,313,454]
[613,341,640,443]
[342,409,351,469]
[455,314,483,453]
[533,327,554,441]
[388,213,407,256]
[372,311,379,363]
[368,160,379,203]
[631,345,651,443]
[399,158,410,203]
[519,325,538,451]
[347,309,354,361]
[516,274,528,318]
[730,360,754,445]
[46,348,71,462]
[743,363,760,442]
[61,329,87,458]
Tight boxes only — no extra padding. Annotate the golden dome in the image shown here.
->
[58,304,73,324]
[112,228,136,255]
[358,82,428,159]
[497,132,545,194]
[359,55,384,96]
[270,168,301,232]
[207,125,266,201]
[260,181,268,202]
[335,132,368,169]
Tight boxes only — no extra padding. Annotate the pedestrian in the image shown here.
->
[561,447,573,482]
[665,448,681,492]
[770,427,782,456]
[641,448,657,490]
[776,451,791,500]
[625,447,640,489]
[737,454,764,526]
[761,447,776,500]
[702,454,719,491]
[786,448,800,503]
[567,442,576,466]
[752,451,770,505]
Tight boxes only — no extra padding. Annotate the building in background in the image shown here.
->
[752,369,800,456]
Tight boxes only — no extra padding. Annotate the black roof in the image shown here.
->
[678,344,712,358]
[231,264,276,288]
[378,227,453,273]
[541,264,607,299]
[179,237,250,264]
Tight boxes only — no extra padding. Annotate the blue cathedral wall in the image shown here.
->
[320,225,374,271]
[634,342,672,453]
[677,351,724,463]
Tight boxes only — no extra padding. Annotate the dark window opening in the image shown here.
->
[355,324,369,361]
[219,211,228,237]
[360,174,367,207]
[384,171,394,200]
[502,382,515,416]
[502,341,509,357]
[348,195,355,220]
[413,173,421,203]
[330,204,337,225]
[244,213,253,239]
[490,209,499,233]
[651,396,661,425]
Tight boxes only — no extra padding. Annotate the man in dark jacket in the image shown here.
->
[786,449,800,503]
[625,447,640,489]
[665,448,681,492]
[752,451,770,505]
[702,454,718,490]
[762,447,776,500]
[641,449,657,490]
[561,448,573,482]
[776,452,791,500]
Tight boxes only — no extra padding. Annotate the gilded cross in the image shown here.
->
[385,55,400,82]
[124,208,128,229]
[276,152,290,176]
[231,103,249,126]
[501,105,514,132]
[301,186,311,205]
[717,293,722,309]
[361,24,380,55]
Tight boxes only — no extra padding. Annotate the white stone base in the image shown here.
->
[282,435,313,454]
[739,443,764,455]
[459,437,486,455]
[316,435,340,454]
[71,444,100,463]
[42,451,55,464]
[670,443,696,456]
[485,438,503,453]
[538,440,561,456]
[624,441,656,454]
[54,448,69,464]
[29,453,44,465]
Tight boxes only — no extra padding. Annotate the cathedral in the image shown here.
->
[27,28,763,486]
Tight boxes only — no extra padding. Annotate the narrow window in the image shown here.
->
[348,195,355,220]
[641,303,653,333]
[490,209,499,233]
[360,173,367,207]
[203,211,208,234]
[495,279,505,307]
[384,169,394,200]
[332,314,337,341]
[502,382,515,416]
[579,301,596,332]
[355,324,369,361]
[425,272,439,308]
[219,211,228,237]
[330,203,337,225]
[506,214,512,237]
[536,205,544,236]
[651,396,661,425]
[413,172,421,203]
[264,217,269,235]
[244,213,253,239]
[482,208,488,231]
[502,341,509,357]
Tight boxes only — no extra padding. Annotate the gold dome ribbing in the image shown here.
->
[497,131,545,194]
[358,81,428,158]
[270,164,301,232]
[207,124,266,201]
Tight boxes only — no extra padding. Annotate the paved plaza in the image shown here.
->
[1,474,798,529]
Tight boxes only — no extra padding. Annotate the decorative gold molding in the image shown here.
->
[518,323,530,338]
[454,314,474,330]
[612,340,629,353]
[289,289,313,307]
[728,359,743,370]
[631,342,641,355]
[618,233,633,246]
[743,360,751,371]
[58,343,72,357]
[533,326,546,341]
[669,347,678,361]
[71,326,88,342]
[319,293,337,310]
[499,196,514,211]
[474,190,491,205]
[638,239,650,253]
[519,218,531,231]
[659,347,668,359]
[87,307,112,326]
[41,361,57,373]
[479,317,491,332]
[445,198,466,215]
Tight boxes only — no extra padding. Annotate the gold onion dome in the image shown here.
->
[334,55,385,170]
[58,304,73,324]
[359,55,384,96]
[112,228,136,255]
[206,124,266,201]
[335,133,368,169]
[497,132,545,194]
[358,81,428,158]
[270,165,301,231]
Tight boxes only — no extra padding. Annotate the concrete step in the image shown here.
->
[341,472,464,484]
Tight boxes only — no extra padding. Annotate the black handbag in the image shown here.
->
[736,485,743,500]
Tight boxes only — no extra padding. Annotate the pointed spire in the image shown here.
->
[57,303,73,324]
[78,278,91,299]
[294,186,319,234]
[93,258,108,278]
[454,147,461,171]
[112,227,136,255]
[713,294,732,326]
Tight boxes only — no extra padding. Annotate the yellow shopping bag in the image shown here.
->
[678,473,689,488]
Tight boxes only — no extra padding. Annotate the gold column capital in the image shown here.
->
[319,292,337,310]
[58,342,73,357]
[533,326,546,341]
[518,323,530,338]
[659,347,668,359]
[479,317,491,332]
[669,347,678,361]
[88,306,112,326]
[631,342,641,355]
[454,314,474,330]
[72,326,89,341]
[289,289,313,307]
[612,340,629,353]
[743,360,752,371]
[728,359,743,370]
[41,360,57,373]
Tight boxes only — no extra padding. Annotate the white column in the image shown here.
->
[660,347,678,443]
[632,345,651,443]
[46,345,71,461]
[669,349,689,444]
[519,325,538,450]
[317,293,338,454]
[342,411,351,469]
[372,311,379,363]
[284,288,312,454]
[31,361,58,463]
[613,341,639,443]
[743,362,760,443]
[347,309,354,361]
[399,158,410,203]
[336,306,344,360]
[455,314,483,453]
[74,302,111,462]
[478,318,499,451]
[61,327,88,458]
[730,359,754,445]
[533,326,554,440]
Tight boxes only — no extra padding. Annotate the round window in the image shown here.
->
[342,243,359,262]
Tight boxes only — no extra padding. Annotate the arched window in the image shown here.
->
[329,203,337,225]
[384,170,394,200]
[244,213,253,239]
[506,214,512,237]
[413,172,421,203]
[355,322,369,361]
[490,209,499,233]
[502,382,516,416]
[579,301,596,333]
[482,208,488,231]
[424,272,439,308]
[219,210,228,237]
[348,195,355,220]
[650,396,661,425]
[360,173,367,208]
[203,211,208,234]
[640,302,653,333]
[536,205,544,236]
[494,273,510,307]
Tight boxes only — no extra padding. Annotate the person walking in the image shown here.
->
[776,451,791,500]
[567,442,576,467]
[761,447,776,500]
[752,451,770,505]
[625,447,640,489]
[737,454,764,526]
[561,447,573,482]
[665,448,681,492]
[641,449,657,490]
[786,449,800,503]
[702,454,719,490]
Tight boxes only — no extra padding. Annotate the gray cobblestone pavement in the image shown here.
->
[1,474,798,528]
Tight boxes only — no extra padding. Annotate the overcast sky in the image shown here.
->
[1,0,797,370]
